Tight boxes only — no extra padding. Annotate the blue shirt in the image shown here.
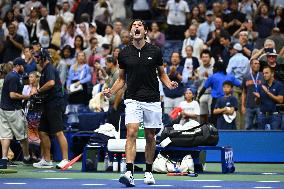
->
[226,53,250,83]
[204,72,241,98]
[24,59,37,74]
[0,71,23,110]
[259,80,284,113]
[66,64,92,88]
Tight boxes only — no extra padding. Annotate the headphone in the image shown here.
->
[35,48,50,62]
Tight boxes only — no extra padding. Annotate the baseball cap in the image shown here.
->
[13,57,25,66]
[233,43,242,51]
[206,10,213,16]
[89,22,97,28]
[266,49,278,56]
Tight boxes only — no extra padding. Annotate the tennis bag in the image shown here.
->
[160,123,219,147]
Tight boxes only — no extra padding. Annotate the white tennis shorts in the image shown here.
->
[124,99,163,128]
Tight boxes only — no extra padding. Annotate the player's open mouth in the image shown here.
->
[134,29,141,36]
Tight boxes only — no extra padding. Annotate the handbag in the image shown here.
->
[70,83,83,94]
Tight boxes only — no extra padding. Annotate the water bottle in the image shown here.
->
[113,154,119,172]
[104,152,110,171]
[120,154,126,173]
[265,124,271,130]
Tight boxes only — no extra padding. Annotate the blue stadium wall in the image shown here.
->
[207,131,284,163]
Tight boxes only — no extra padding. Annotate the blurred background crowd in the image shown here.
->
[0,0,284,131]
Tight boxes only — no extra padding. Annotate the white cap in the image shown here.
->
[233,43,242,51]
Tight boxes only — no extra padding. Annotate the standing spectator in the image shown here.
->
[105,56,123,130]
[188,6,205,25]
[238,31,253,58]
[165,0,190,40]
[88,22,105,48]
[73,35,85,56]
[238,0,257,20]
[58,45,75,87]
[102,24,121,50]
[163,52,185,114]
[37,19,51,49]
[206,17,228,61]
[197,61,241,125]
[227,43,249,129]
[61,22,76,48]
[14,15,30,47]
[23,0,42,18]
[37,6,56,35]
[227,43,250,84]
[23,47,37,74]
[194,49,214,123]
[233,19,258,46]
[181,24,204,59]
[148,22,165,49]
[219,34,231,66]
[67,51,92,105]
[197,10,215,43]
[50,16,65,49]
[212,2,226,19]
[109,0,126,21]
[119,30,131,50]
[76,22,89,49]
[223,0,246,36]
[213,81,238,130]
[267,27,284,54]
[254,3,274,49]
[0,58,34,167]
[59,1,74,24]
[113,20,124,36]
[242,59,264,130]
[25,8,39,44]
[132,0,152,20]
[181,45,199,87]
[93,0,113,27]
[2,10,14,36]
[253,66,284,130]
[1,23,24,63]
[264,50,284,83]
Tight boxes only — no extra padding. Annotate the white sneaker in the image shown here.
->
[119,171,135,187]
[33,159,53,169]
[56,159,72,169]
[144,172,155,185]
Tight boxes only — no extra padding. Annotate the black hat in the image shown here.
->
[13,57,25,66]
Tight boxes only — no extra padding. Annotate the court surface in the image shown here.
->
[1,163,284,189]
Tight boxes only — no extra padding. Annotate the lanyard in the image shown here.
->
[250,69,259,92]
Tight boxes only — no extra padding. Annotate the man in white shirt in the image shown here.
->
[60,1,74,24]
[166,0,190,40]
[182,24,204,59]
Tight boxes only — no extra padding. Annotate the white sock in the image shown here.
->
[2,157,8,160]
[24,155,30,160]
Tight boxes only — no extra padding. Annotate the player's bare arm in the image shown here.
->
[103,68,126,97]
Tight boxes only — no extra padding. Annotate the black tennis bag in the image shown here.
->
[160,123,219,147]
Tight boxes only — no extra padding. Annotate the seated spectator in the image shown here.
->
[213,81,238,130]
[237,31,253,58]
[132,0,152,20]
[219,33,231,66]
[88,22,106,48]
[188,6,205,25]
[233,19,258,46]
[178,87,200,125]
[67,51,92,105]
[263,50,284,83]
[61,21,76,48]
[253,66,284,130]
[73,35,85,56]
[58,45,75,87]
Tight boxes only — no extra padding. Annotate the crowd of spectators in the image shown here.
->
[0,0,284,131]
